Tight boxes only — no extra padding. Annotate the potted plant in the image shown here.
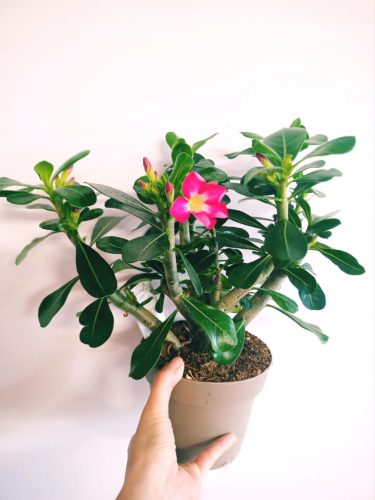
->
[0,119,365,468]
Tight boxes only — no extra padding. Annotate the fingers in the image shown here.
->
[144,356,184,417]
[193,433,237,476]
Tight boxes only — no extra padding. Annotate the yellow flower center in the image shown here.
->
[188,194,205,213]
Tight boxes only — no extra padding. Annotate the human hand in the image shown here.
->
[117,356,237,500]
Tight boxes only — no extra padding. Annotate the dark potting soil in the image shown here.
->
[157,321,272,382]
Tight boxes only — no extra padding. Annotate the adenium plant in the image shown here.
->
[0,120,365,379]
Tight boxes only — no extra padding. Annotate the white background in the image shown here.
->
[0,1,374,499]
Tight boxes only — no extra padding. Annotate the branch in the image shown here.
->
[233,269,286,326]
[163,217,184,301]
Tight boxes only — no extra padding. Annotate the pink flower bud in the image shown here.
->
[256,153,272,168]
[139,180,147,188]
[143,157,152,173]
[165,181,174,204]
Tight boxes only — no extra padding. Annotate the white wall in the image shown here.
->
[0,1,374,499]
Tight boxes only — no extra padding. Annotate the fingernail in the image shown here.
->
[169,356,183,370]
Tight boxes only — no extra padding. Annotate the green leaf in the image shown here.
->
[284,266,317,293]
[166,131,178,148]
[122,233,169,263]
[39,218,62,232]
[212,320,245,365]
[171,143,192,163]
[227,208,267,230]
[263,127,308,159]
[241,167,270,185]
[295,198,311,224]
[51,150,90,181]
[311,242,365,275]
[255,288,298,313]
[196,166,228,183]
[79,298,114,348]
[267,304,329,343]
[304,135,328,145]
[56,185,97,208]
[264,220,308,262]
[169,152,194,193]
[217,226,249,239]
[181,297,237,352]
[227,255,272,288]
[105,198,161,230]
[299,282,326,310]
[192,133,218,153]
[225,147,254,159]
[27,203,55,212]
[15,233,54,265]
[288,205,302,228]
[252,139,282,165]
[301,136,355,160]
[91,216,125,244]
[293,160,326,175]
[38,276,79,327]
[78,208,104,223]
[177,249,203,296]
[96,236,127,254]
[125,273,161,288]
[76,240,117,297]
[155,293,164,313]
[293,168,342,197]
[0,177,27,190]
[307,218,341,235]
[34,161,54,185]
[6,192,45,205]
[129,311,177,380]
[240,131,263,139]
[217,233,260,251]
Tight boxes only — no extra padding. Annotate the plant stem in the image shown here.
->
[218,261,274,312]
[211,229,221,306]
[233,269,286,326]
[163,217,184,301]
[179,221,190,246]
[277,180,289,221]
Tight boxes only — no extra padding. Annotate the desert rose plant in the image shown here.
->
[0,120,365,380]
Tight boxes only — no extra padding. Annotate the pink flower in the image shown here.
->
[170,172,228,229]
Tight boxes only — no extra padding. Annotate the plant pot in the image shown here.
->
[146,335,271,469]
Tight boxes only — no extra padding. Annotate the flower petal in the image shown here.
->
[205,202,228,219]
[170,197,191,223]
[193,211,217,229]
[204,183,227,203]
[182,171,206,198]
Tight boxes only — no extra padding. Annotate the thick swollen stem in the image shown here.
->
[277,180,289,221]
[211,230,221,306]
[179,221,190,246]
[218,261,274,312]
[109,291,181,347]
[233,269,286,326]
[163,217,184,301]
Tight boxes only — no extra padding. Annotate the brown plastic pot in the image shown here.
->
[146,336,271,469]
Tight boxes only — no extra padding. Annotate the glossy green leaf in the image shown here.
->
[78,208,104,222]
[105,198,161,230]
[295,198,311,224]
[301,136,355,160]
[255,288,298,313]
[293,160,326,175]
[39,218,62,232]
[304,135,328,145]
[227,209,267,230]
[196,166,228,182]
[299,282,326,310]
[293,168,342,197]
[307,218,341,235]
[288,205,302,228]
[267,304,329,343]
[96,236,128,254]
[15,232,54,265]
[192,133,218,153]
[79,298,114,348]
[241,131,263,139]
[252,139,282,165]
[0,177,27,190]
[212,320,245,365]
[216,233,260,251]
[27,203,55,212]
[34,161,54,185]
[166,131,178,148]
[56,185,96,208]
[76,240,117,297]
[264,220,308,262]
[169,152,194,193]
[51,150,90,181]
[263,127,308,159]
[241,167,270,185]
[172,142,192,163]
[155,293,164,313]
[91,216,125,244]
[311,242,365,275]
[284,266,317,293]
[227,255,271,288]
[181,297,237,352]
[225,147,254,159]
[122,232,169,263]
[129,311,177,380]
[6,192,45,205]
[217,226,249,239]
[178,249,203,296]
[125,273,161,288]
[38,276,79,327]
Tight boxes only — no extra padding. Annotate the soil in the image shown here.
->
[158,321,272,382]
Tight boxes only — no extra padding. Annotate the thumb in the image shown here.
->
[143,356,184,417]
